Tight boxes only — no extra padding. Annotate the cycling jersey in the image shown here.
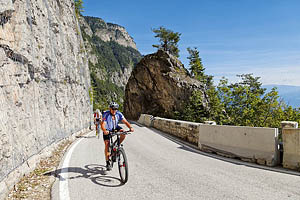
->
[94,111,101,119]
[102,110,124,131]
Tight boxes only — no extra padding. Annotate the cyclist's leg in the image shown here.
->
[97,122,101,136]
[116,126,126,144]
[103,134,110,161]
[95,123,98,135]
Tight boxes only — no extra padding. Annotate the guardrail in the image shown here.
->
[137,114,299,170]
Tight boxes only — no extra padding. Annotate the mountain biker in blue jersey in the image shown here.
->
[100,102,134,170]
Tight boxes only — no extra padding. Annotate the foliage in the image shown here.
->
[187,47,213,88]
[216,74,300,127]
[80,20,142,111]
[90,71,124,112]
[177,66,300,128]
[152,26,181,57]
[187,47,205,79]
[180,90,209,123]
[74,0,84,18]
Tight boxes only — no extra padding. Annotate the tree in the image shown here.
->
[216,74,286,127]
[187,47,205,78]
[152,26,181,57]
[181,90,209,123]
[74,0,84,18]
[187,47,214,88]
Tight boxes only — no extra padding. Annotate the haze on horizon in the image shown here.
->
[83,0,300,86]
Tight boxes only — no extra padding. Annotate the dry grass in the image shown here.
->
[6,131,88,200]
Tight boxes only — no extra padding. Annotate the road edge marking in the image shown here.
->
[59,132,92,200]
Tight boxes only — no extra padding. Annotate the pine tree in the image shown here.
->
[152,26,181,57]
[187,47,205,79]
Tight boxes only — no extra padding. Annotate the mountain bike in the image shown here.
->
[96,125,100,139]
[108,130,131,183]
[95,120,101,139]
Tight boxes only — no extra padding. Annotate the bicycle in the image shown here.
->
[107,130,131,184]
[96,126,100,139]
[95,120,101,139]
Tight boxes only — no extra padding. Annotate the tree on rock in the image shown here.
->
[187,47,213,88]
[152,26,181,57]
[187,47,205,79]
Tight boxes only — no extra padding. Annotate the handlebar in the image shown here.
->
[109,130,132,137]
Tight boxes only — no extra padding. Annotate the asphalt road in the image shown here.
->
[51,123,300,200]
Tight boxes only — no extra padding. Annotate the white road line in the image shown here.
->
[59,132,92,200]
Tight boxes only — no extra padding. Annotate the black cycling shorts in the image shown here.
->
[103,125,123,141]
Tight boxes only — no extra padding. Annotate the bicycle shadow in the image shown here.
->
[75,135,96,139]
[45,164,125,187]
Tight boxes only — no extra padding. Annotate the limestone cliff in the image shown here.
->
[83,16,137,50]
[0,0,91,182]
[79,16,142,110]
[124,50,209,120]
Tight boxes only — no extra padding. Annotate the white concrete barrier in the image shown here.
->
[137,114,283,167]
[144,114,154,127]
[281,121,298,128]
[199,125,280,166]
[137,114,145,125]
[137,114,154,127]
[282,128,300,170]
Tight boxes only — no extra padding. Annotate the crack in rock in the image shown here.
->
[0,0,15,26]
[0,44,36,80]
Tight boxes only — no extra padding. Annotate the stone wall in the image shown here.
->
[152,117,200,145]
[0,0,91,184]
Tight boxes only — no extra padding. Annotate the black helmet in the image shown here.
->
[109,102,119,109]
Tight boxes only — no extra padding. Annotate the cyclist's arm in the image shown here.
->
[100,120,109,135]
[121,119,134,132]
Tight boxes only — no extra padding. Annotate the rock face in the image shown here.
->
[79,16,142,108]
[83,16,137,50]
[124,50,209,120]
[0,0,91,182]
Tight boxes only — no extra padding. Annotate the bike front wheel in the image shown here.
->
[118,148,128,183]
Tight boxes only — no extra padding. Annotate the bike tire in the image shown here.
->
[118,148,128,183]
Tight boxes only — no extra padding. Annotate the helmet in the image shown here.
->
[95,109,100,114]
[109,102,119,109]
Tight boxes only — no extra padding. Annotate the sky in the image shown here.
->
[82,0,300,86]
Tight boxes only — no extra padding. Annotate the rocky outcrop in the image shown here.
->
[0,0,91,184]
[124,50,209,120]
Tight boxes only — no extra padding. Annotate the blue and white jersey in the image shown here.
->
[102,110,125,131]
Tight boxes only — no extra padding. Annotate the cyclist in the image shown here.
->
[100,102,134,170]
[94,109,102,137]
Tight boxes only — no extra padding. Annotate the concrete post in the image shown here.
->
[281,121,298,129]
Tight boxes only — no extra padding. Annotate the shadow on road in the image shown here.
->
[45,164,124,187]
[76,135,96,139]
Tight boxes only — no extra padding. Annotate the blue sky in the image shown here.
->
[82,0,300,86]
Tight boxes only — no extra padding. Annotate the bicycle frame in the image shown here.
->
[107,130,131,183]
[108,131,130,160]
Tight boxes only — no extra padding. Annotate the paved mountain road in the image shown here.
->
[51,123,300,200]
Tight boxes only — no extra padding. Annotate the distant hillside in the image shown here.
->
[79,16,142,111]
[264,85,300,108]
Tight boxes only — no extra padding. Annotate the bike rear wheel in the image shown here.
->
[118,148,128,183]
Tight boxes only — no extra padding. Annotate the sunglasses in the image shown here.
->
[111,108,118,110]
